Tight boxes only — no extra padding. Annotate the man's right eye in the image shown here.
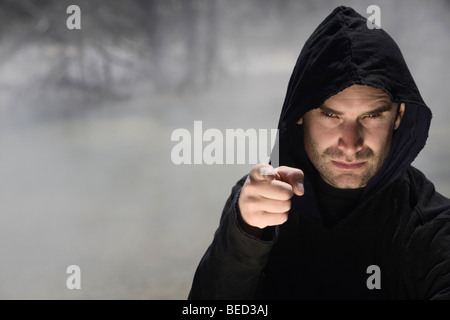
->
[321,111,337,118]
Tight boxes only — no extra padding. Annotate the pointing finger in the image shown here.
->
[275,166,305,196]
[250,164,280,182]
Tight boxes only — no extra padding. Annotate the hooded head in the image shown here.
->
[274,6,432,218]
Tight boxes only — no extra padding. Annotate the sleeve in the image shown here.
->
[188,175,278,300]
[409,193,450,300]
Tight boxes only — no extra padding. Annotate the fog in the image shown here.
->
[0,0,449,299]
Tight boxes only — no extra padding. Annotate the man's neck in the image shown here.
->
[315,175,365,227]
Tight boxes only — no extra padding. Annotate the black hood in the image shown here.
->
[274,6,432,223]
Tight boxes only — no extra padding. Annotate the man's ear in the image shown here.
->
[297,117,303,125]
[394,103,405,130]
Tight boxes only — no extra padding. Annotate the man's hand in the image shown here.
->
[238,164,304,230]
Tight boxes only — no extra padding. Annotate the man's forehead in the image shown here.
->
[325,85,392,103]
[298,85,396,122]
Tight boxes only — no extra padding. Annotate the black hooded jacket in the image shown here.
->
[189,6,450,299]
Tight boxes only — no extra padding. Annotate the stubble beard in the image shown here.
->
[306,141,387,189]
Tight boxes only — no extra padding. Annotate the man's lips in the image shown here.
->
[331,160,367,170]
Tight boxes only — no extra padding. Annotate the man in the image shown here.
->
[189,6,450,299]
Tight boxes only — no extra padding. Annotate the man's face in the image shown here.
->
[298,85,405,189]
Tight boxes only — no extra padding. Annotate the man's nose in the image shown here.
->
[337,121,364,156]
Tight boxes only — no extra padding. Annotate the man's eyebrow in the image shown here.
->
[319,105,343,115]
[318,103,395,115]
[366,103,394,114]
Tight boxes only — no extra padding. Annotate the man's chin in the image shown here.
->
[324,173,368,189]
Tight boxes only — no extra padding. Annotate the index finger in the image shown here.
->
[250,164,280,182]
[275,166,305,196]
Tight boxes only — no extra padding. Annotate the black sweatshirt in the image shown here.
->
[189,6,450,300]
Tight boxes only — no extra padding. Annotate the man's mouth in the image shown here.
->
[331,160,367,171]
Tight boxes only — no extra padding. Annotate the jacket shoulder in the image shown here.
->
[404,166,450,224]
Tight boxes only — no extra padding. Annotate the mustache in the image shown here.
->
[323,147,374,162]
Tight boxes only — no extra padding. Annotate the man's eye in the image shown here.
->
[322,111,336,118]
[365,113,381,119]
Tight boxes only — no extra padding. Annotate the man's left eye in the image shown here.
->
[365,113,381,118]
